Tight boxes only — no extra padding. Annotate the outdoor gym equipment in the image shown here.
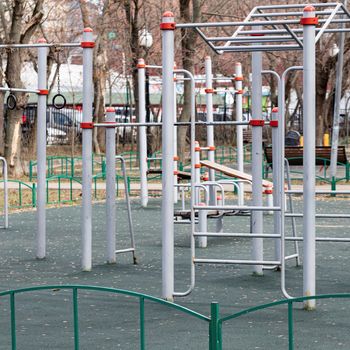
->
[160,3,350,308]
[0,157,8,228]
[0,29,94,261]
[81,107,137,270]
[137,59,240,209]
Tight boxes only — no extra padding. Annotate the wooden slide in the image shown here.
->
[200,160,273,188]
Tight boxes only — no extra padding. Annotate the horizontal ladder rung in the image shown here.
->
[194,258,280,265]
[193,205,281,212]
[115,248,135,254]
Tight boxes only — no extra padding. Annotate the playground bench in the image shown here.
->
[264,146,350,181]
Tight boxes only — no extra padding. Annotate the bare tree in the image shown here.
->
[1,0,44,176]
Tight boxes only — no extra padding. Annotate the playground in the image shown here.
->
[1,197,350,349]
[1,2,350,350]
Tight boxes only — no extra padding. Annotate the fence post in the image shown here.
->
[209,302,221,350]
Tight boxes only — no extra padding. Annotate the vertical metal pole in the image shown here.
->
[302,6,317,310]
[271,107,281,262]
[205,56,216,205]
[0,157,8,228]
[137,59,148,208]
[36,38,47,259]
[251,38,263,276]
[195,141,201,204]
[330,0,347,181]
[106,108,116,264]
[174,64,179,204]
[81,28,94,271]
[235,63,244,205]
[197,203,207,248]
[161,12,175,300]
[215,195,223,233]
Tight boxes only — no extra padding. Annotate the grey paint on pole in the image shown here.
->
[205,56,216,205]
[81,28,94,271]
[302,6,316,310]
[330,0,347,179]
[174,66,178,204]
[161,12,175,301]
[0,157,8,228]
[105,108,116,264]
[235,62,244,205]
[36,39,48,259]
[137,59,148,208]
[251,46,264,276]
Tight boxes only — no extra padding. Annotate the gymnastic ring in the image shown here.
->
[6,94,17,110]
[52,93,66,109]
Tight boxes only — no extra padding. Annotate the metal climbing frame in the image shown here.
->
[160,3,350,306]
[0,32,94,260]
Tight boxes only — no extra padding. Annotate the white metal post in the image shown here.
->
[161,12,175,300]
[251,45,264,276]
[215,195,223,233]
[36,38,48,259]
[197,203,207,248]
[271,107,281,261]
[106,107,116,263]
[137,58,148,208]
[0,157,8,228]
[302,6,317,310]
[234,62,244,205]
[174,65,178,204]
[81,28,94,271]
[205,56,216,205]
[194,141,201,204]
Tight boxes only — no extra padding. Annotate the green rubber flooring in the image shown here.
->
[0,196,350,349]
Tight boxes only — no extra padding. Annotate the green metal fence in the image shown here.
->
[1,285,350,350]
[0,285,211,350]
[217,293,350,350]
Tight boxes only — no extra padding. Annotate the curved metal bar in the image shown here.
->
[115,156,136,264]
[173,69,196,298]
[0,157,8,228]
[280,66,303,300]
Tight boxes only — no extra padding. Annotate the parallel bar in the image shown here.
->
[93,120,253,127]
[214,45,301,52]
[207,36,299,43]
[115,248,135,254]
[0,42,81,49]
[286,190,350,194]
[251,10,340,17]
[0,86,38,94]
[238,28,350,35]
[256,3,340,10]
[286,213,350,218]
[193,205,281,211]
[194,258,280,265]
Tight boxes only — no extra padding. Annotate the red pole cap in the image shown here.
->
[106,107,115,113]
[37,38,47,43]
[163,11,174,17]
[303,5,315,12]
[137,58,146,68]
[272,107,278,113]
[84,27,93,32]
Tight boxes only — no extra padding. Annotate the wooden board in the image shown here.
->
[200,160,273,188]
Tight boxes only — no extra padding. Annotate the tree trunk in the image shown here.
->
[178,0,202,163]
